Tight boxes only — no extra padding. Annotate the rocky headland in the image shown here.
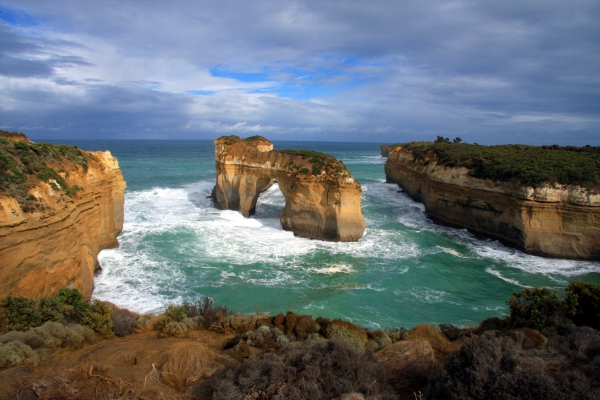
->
[384,142,600,260]
[0,132,126,299]
[212,135,366,242]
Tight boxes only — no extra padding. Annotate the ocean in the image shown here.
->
[52,140,600,329]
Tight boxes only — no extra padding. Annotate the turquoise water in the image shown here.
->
[55,140,600,329]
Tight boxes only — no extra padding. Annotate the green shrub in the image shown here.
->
[403,141,600,188]
[322,319,368,353]
[385,326,409,343]
[0,134,93,212]
[367,330,392,351]
[36,166,67,189]
[565,281,600,330]
[161,322,189,338]
[82,300,114,339]
[0,340,39,368]
[508,287,561,331]
[0,296,42,331]
[54,288,90,322]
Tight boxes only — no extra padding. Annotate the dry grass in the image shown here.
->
[160,342,226,392]
[408,324,458,359]
[12,362,185,400]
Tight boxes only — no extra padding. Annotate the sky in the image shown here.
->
[0,1,598,144]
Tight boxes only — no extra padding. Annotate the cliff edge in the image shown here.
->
[384,142,600,260]
[0,132,126,298]
[212,136,365,242]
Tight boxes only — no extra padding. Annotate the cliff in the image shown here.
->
[384,144,600,260]
[212,136,365,242]
[0,133,126,298]
[380,144,396,158]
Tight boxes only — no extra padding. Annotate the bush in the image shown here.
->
[194,340,397,399]
[565,281,600,330]
[322,319,369,353]
[368,330,392,351]
[385,327,409,343]
[182,297,231,329]
[408,324,458,358]
[224,325,289,353]
[508,287,561,332]
[0,321,96,352]
[161,322,189,338]
[376,339,437,398]
[0,296,41,331]
[426,327,600,400]
[82,300,114,339]
[0,340,39,368]
[403,141,600,188]
[111,307,140,337]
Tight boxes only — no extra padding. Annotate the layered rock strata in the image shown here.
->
[0,136,126,298]
[212,136,365,242]
[385,146,600,260]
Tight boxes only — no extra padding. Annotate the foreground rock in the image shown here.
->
[0,133,126,298]
[212,136,365,241]
[384,144,600,260]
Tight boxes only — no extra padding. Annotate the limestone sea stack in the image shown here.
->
[212,136,366,242]
[0,132,126,298]
[384,142,600,260]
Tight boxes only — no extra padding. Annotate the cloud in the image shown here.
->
[0,0,598,144]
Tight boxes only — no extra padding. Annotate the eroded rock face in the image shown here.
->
[212,136,365,242]
[384,146,600,260]
[0,141,126,299]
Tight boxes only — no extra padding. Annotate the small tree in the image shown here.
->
[453,137,462,144]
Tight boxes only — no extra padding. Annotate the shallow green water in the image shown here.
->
[55,140,600,329]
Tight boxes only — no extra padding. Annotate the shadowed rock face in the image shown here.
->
[384,145,600,260]
[212,136,365,242]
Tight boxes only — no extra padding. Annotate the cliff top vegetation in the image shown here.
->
[216,135,271,147]
[280,149,350,177]
[0,132,90,212]
[398,141,600,189]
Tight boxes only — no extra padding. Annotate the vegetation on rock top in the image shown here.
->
[0,131,90,212]
[396,140,600,189]
[281,149,350,177]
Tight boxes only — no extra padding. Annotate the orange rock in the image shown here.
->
[212,136,365,242]
[385,146,600,260]
[0,148,126,299]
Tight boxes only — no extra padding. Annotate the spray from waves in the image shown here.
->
[95,175,600,319]
[375,183,600,278]
[394,287,461,305]
[485,268,532,288]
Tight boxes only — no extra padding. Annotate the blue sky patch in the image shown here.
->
[187,90,216,96]
[0,6,38,27]
[210,66,270,82]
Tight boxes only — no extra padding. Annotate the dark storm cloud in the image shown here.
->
[0,0,598,144]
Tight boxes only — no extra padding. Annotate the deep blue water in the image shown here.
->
[51,140,600,329]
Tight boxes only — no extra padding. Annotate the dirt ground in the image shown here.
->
[0,330,236,399]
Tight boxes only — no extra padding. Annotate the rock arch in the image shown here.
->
[211,136,365,242]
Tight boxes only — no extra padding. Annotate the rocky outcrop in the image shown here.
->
[0,136,126,299]
[212,136,365,242]
[385,146,600,260]
[380,145,395,158]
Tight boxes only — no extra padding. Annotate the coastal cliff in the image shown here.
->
[212,136,365,241]
[0,132,126,298]
[384,143,600,260]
